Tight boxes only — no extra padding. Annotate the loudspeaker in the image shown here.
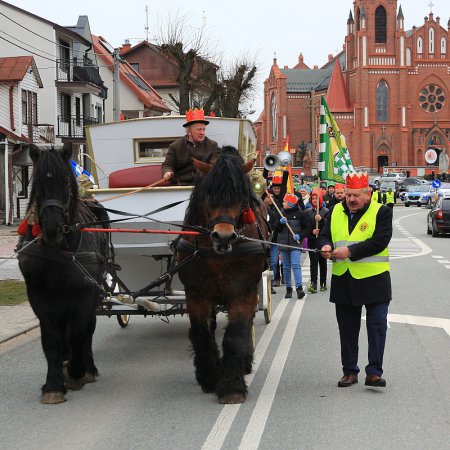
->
[263,154,279,171]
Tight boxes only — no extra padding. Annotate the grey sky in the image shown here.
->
[4,0,449,119]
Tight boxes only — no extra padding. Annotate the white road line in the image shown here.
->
[238,300,305,450]
[388,314,450,337]
[437,260,450,264]
[432,255,444,259]
[445,266,450,269]
[201,299,289,450]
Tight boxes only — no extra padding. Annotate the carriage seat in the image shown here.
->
[108,165,170,188]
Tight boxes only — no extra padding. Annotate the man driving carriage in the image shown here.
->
[162,108,219,185]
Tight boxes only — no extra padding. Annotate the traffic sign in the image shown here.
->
[432,179,441,189]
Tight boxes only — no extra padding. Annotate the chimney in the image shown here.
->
[313,65,319,69]
[284,65,289,69]
[120,39,132,55]
[299,53,304,63]
[328,54,333,62]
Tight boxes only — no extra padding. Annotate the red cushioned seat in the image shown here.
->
[108,165,170,188]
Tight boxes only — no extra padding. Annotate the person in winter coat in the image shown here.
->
[317,172,392,389]
[305,188,329,293]
[275,193,310,299]
[262,176,284,293]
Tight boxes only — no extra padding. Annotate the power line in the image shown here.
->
[0,29,56,58]
[0,34,55,62]
[0,12,122,58]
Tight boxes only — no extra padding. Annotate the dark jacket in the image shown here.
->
[305,205,329,248]
[317,200,393,306]
[261,189,284,242]
[161,136,219,185]
[275,204,310,249]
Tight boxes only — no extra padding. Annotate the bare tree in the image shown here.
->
[156,12,219,114]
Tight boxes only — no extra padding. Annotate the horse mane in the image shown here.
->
[185,146,258,225]
[28,147,79,218]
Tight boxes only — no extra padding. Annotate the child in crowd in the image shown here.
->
[276,193,310,299]
[305,188,329,293]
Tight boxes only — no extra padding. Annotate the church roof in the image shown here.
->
[280,69,326,92]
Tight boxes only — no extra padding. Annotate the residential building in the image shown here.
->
[92,35,170,122]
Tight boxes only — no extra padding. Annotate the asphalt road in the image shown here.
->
[1,207,449,450]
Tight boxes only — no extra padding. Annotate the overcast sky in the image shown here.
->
[5,0,450,119]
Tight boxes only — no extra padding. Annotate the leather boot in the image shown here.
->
[285,287,293,298]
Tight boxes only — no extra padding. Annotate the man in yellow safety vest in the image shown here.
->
[318,172,393,388]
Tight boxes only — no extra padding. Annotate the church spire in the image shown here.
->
[397,5,404,20]
[326,59,352,113]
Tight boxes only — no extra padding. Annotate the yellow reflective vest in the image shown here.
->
[371,191,380,203]
[385,191,395,204]
[331,202,390,279]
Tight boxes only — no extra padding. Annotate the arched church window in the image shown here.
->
[419,84,446,113]
[429,28,435,53]
[375,6,387,43]
[356,8,360,32]
[377,80,389,122]
[441,37,447,54]
[406,48,412,66]
[271,95,278,141]
[417,37,423,54]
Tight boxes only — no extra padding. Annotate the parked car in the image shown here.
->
[398,177,423,197]
[427,195,450,236]
[404,184,434,207]
[374,172,406,186]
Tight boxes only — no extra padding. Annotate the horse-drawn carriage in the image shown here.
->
[18,116,273,404]
[85,116,272,327]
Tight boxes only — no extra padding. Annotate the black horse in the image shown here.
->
[177,146,270,404]
[18,143,110,404]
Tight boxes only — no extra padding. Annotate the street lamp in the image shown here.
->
[300,172,305,184]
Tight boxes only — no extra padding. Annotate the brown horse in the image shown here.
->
[176,146,270,404]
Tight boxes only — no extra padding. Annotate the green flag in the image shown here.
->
[318,96,354,183]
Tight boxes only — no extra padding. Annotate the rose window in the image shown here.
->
[419,85,445,113]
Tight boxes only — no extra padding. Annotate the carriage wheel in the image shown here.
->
[262,270,272,324]
[117,314,130,328]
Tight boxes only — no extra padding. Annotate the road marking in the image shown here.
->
[432,255,444,259]
[445,266,450,269]
[437,260,450,264]
[388,314,450,337]
[201,299,289,450]
[239,299,305,450]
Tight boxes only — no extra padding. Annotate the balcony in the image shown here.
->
[56,60,106,97]
[57,116,99,139]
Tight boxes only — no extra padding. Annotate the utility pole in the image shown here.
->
[145,5,149,41]
[113,49,121,122]
[304,90,321,168]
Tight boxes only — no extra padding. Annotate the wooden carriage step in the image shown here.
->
[108,165,170,188]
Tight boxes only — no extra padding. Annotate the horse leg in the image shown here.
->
[217,311,255,404]
[38,316,67,404]
[188,304,221,393]
[82,309,98,383]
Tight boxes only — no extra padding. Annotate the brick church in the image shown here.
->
[256,0,450,175]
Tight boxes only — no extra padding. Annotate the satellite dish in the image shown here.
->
[425,149,438,164]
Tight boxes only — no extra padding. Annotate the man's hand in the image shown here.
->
[333,247,351,260]
[314,214,322,222]
[312,228,320,236]
[320,245,333,259]
[163,171,174,181]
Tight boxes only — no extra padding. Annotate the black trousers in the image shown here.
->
[309,250,327,285]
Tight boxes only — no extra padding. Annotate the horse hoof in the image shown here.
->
[83,372,96,384]
[65,377,86,391]
[41,391,66,404]
[218,393,247,404]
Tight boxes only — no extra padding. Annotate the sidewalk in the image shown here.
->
[0,223,39,344]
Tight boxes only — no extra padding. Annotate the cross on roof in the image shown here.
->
[428,1,434,13]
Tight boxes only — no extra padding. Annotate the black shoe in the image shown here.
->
[285,287,293,298]
[365,374,386,387]
[271,287,276,294]
[296,287,305,299]
[338,373,358,387]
